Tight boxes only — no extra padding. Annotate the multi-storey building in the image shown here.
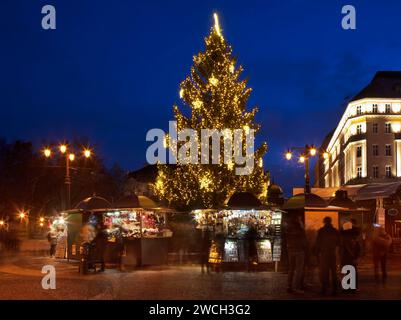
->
[318,71,401,187]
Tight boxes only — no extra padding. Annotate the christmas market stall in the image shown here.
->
[65,195,173,267]
[105,195,173,266]
[193,192,283,270]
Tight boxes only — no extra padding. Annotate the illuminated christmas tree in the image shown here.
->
[153,13,268,209]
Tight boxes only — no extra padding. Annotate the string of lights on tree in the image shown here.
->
[153,13,268,209]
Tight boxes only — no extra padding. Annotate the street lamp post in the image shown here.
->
[285,145,328,194]
[42,144,92,210]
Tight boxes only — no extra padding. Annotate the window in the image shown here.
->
[356,106,362,115]
[373,144,379,156]
[385,122,392,133]
[385,144,392,156]
[356,124,362,135]
[356,146,362,158]
[373,123,378,134]
[357,166,362,178]
[386,165,392,178]
[373,166,379,178]
[373,104,378,113]
[386,104,391,113]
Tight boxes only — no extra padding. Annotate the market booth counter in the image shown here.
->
[65,195,173,268]
[103,208,172,266]
[193,192,283,271]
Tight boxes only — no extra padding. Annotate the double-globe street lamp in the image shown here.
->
[42,144,92,210]
[285,145,328,194]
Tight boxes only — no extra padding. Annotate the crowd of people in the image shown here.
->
[285,216,393,296]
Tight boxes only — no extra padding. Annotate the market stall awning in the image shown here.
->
[75,196,111,211]
[352,182,401,201]
[227,192,262,209]
[113,194,160,210]
[283,193,328,210]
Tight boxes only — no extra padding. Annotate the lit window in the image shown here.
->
[373,144,379,156]
[372,123,378,134]
[386,165,392,178]
[386,104,391,113]
[356,124,362,135]
[373,104,378,113]
[385,123,392,133]
[373,166,379,178]
[385,144,392,156]
[356,106,362,115]
[357,166,362,178]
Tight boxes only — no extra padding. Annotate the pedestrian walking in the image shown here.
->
[94,225,108,272]
[286,216,308,294]
[340,221,361,292]
[47,229,58,258]
[314,216,341,296]
[245,224,258,271]
[372,226,392,283]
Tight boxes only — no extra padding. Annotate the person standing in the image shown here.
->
[315,216,341,296]
[47,230,58,258]
[94,226,108,272]
[372,226,392,283]
[245,224,258,272]
[340,221,361,292]
[286,216,308,294]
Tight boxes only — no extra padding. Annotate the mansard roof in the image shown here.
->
[351,71,401,102]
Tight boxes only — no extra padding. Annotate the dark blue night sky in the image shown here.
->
[2,0,401,194]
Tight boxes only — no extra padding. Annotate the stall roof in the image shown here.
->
[227,192,262,209]
[74,196,111,211]
[283,193,328,210]
[352,182,401,201]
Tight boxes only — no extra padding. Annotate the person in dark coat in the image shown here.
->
[94,226,108,272]
[286,216,308,294]
[340,221,361,291]
[315,216,341,296]
[245,224,258,271]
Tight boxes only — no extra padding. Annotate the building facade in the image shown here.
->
[318,72,401,187]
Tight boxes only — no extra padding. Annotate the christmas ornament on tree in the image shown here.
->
[153,13,268,209]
